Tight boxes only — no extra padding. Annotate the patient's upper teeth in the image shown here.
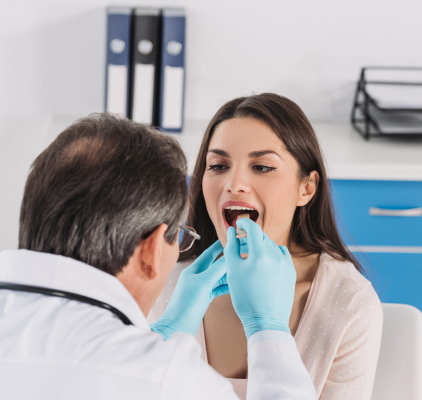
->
[224,206,254,211]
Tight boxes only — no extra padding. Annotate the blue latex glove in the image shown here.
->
[225,218,296,339]
[151,240,228,340]
[239,237,249,254]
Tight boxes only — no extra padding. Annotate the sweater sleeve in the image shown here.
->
[319,282,383,399]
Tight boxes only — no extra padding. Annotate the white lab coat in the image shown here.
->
[0,250,316,400]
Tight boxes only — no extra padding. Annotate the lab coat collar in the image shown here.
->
[0,249,150,330]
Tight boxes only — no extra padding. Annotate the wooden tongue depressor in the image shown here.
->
[235,214,249,238]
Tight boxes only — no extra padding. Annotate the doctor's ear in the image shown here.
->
[297,171,319,207]
[135,224,168,281]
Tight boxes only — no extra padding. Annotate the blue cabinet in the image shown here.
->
[330,179,422,310]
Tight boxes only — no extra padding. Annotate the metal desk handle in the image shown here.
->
[369,207,422,217]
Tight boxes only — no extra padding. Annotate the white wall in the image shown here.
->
[1,0,422,123]
[1,0,422,249]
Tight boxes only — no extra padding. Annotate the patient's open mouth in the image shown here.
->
[223,205,259,228]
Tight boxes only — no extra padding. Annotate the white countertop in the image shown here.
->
[312,122,422,181]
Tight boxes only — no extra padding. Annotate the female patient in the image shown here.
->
[150,93,383,399]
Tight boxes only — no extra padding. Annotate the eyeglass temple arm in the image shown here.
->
[189,230,201,240]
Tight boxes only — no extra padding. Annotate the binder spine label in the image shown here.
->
[162,66,184,129]
[107,65,129,116]
[132,64,155,124]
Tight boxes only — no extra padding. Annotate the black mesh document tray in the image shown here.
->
[351,67,422,139]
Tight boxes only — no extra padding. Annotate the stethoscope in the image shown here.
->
[0,282,134,326]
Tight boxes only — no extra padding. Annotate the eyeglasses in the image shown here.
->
[179,225,201,253]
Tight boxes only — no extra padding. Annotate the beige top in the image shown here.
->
[148,253,383,399]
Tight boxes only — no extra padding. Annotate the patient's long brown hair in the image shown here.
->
[180,93,362,272]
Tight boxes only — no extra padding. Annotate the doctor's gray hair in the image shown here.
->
[19,113,187,276]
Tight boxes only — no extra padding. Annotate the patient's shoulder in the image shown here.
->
[314,253,382,317]
[318,253,373,291]
[296,253,382,351]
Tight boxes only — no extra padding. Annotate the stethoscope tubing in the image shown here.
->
[0,282,133,326]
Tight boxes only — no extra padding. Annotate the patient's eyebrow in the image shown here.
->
[207,149,230,157]
[248,150,282,159]
[207,149,282,159]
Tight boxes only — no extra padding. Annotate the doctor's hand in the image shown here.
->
[151,240,228,340]
[225,218,296,339]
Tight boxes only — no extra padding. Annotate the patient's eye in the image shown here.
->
[253,165,276,173]
[207,164,228,174]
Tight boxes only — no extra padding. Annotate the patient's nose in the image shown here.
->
[225,169,251,194]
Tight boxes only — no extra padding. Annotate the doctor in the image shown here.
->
[0,114,316,399]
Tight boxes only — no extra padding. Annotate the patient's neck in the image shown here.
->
[292,252,320,282]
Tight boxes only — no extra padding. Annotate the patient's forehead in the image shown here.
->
[209,117,288,156]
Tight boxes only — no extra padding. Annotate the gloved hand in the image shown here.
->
[151,240,228,340]
[224,218,296,339]
[239,237,249,254]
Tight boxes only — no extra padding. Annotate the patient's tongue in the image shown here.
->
[235,214,249,238]
[227,210,245,226]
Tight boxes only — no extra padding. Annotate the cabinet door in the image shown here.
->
[353,252,422,310]
[330,180,422,246]
[330,179,422,310]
